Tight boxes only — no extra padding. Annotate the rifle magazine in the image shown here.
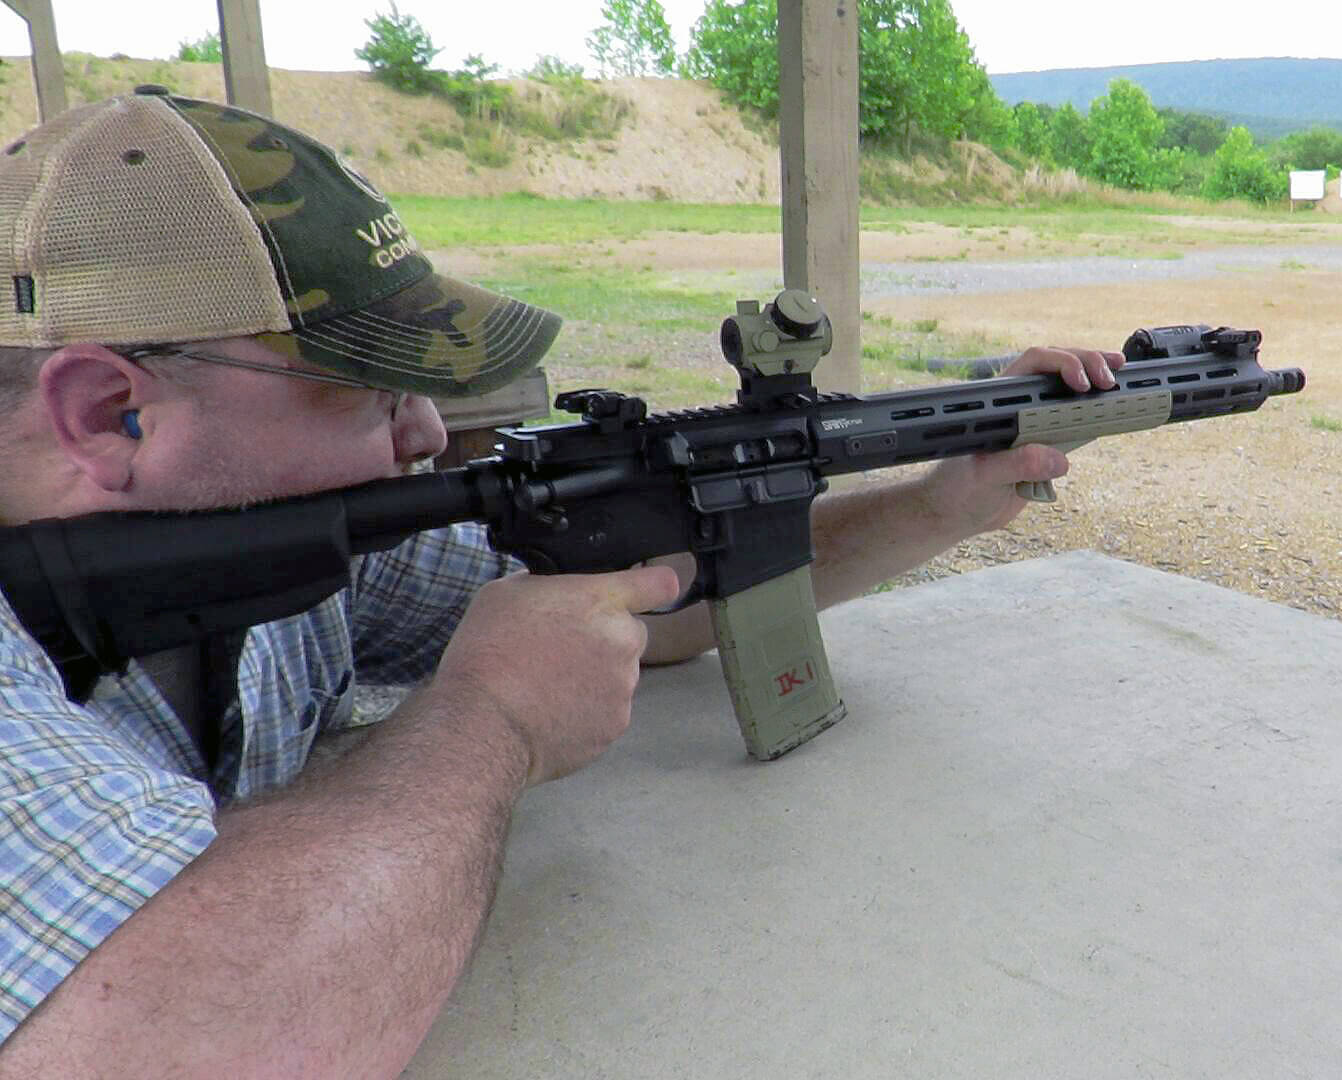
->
[708,565,846,761]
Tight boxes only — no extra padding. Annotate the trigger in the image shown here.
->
[643,555,708,615]
[651,580,704,615]
[1015,479,1058,503]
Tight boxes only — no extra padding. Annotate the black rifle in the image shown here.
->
[0,293,1305,759]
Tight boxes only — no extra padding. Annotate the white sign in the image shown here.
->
[1290,170,1327,201]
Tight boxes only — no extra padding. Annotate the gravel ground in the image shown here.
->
[862,244,1342,298]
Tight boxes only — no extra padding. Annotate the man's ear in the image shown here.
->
[39,345,154,493]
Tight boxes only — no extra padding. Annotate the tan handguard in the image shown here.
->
[1013,389,1174,502]
[709,565,846,761]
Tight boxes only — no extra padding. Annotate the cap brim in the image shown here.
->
[257,272,561,398]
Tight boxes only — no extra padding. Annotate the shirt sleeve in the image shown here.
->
[348,522,522,686]
[0,598,217,1045]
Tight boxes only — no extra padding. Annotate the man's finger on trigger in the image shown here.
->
[616,564,683,613]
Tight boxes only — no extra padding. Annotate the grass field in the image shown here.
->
[397,192,1323,252]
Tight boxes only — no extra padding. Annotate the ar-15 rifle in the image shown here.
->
[0,292,1305,759]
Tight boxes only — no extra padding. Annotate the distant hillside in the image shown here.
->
[990,58,1342,139]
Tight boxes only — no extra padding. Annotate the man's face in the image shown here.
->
[134,336,449,510]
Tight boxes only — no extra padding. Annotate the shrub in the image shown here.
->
[355,6,628,145]
[1202,126,1285,204]
[355,4,444,95]
[418,125,465,151]
[525,55,588,86]
[177,31,222,63]
[439,55,514,122]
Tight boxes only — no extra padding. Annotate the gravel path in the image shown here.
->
[862,243,1342,298]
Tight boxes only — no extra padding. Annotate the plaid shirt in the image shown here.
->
[0,523,517,1043]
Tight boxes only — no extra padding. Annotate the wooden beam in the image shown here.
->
[777,0,860,393]
[216,0,273,117]
[2,0,68,122]
[432,370,552,469]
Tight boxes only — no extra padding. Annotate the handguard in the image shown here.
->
[1010,391,1173,502]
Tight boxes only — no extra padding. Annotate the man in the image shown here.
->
[0,90,1121,1075]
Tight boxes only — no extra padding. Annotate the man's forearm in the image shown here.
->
[807,472,967,610]
[1,686,529,1079]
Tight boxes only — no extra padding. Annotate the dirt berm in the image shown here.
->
[0,59,785,202]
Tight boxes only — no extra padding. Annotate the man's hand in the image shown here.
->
[3,567,688,1078]
[432,565,682,784]
[1007,344,1125,391]
[920,345,1125,538]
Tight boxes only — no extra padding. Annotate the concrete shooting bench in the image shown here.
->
[405,550,1342,1078]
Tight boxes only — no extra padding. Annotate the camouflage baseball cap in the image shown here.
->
[0,87,560,397]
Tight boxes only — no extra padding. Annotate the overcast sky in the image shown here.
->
[1,1,1339,76]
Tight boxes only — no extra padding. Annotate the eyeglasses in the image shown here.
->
[125,346,408,418]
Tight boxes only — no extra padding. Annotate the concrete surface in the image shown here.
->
[405,551,1342,1079]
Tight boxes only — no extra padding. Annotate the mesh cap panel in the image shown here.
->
[0,96,287,347]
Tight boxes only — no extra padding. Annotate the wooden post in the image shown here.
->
[2,0,68,122]
[777,0,861,393]
[217,0,273,117]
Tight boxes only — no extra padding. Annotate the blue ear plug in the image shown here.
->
[122,410,143,439]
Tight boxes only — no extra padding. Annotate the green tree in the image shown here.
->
[176,31,222,63]
[355,4,443,95]
[856,0,985,147]
[959,65,1016,150]
[1012,102,1050,161]
[1086,79,1165,190]
[686,0,996,151]
[1271,126,1342,172]
[1150,145,1194,193]
[1203,126,1283,203]
[895,0,981,147]
[1047,102,1091,170]
[587,0,677,77]
[856,0,917,142]
[682,0,779,114]
[1156,107,1227,155]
